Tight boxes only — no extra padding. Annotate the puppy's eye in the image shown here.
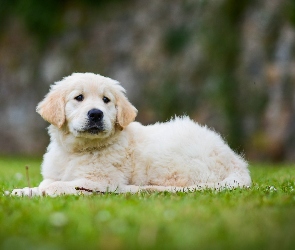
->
[103,96,110,104]
[74,94,84,102]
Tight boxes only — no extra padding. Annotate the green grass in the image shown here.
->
[0,156,295,250]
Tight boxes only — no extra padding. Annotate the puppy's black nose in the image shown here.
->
[88,109,104,122]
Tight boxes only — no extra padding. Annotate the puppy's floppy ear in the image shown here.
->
[36,87,66,128]
[116,91,137,130]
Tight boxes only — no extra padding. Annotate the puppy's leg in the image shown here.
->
[134,175,251,193]
[40,179,116,196]
[133,170,251,193]
[11,179,56,197]
[12,179,112,197]
[113,185,196,193]
[11,187,40,196]
[115,185,142,193]
[108,185,201,193]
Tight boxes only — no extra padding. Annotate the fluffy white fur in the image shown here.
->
[12,73,251,196]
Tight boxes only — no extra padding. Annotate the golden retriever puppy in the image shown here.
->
[12,73,251,196]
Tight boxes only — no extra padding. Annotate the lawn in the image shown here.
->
[0,156,295,250]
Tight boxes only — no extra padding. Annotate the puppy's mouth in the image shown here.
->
[85,125,104,134]
[76,122,105,135]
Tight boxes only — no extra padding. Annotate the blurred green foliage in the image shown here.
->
[0,0,294,158]
[0,0,128,46]
[16,0,63,45]
[201,0,253,151]
[286,0,295,26]
[148,80,197,121]
[0,0,63,46]
[164,27,191,55]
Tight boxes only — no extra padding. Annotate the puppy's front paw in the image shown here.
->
[40,184,78,197]
[11,187,40,196]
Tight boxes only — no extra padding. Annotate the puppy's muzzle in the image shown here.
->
[86,109,104,134]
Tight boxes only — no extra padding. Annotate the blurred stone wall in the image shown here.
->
[0,0,295,161]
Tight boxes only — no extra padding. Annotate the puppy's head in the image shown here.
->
[37,73,137,139]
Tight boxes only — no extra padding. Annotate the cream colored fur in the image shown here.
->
[12,73,251,196]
